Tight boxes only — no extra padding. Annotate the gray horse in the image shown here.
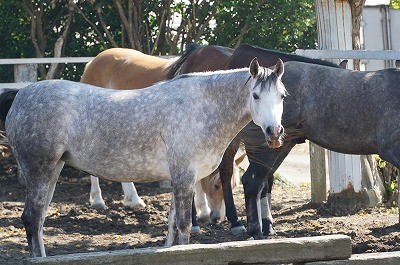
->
[1,58,285,257]
[241,61,400,239]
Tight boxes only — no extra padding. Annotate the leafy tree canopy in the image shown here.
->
[0,0,317,82]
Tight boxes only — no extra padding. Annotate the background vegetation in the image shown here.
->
[0,0,317,81]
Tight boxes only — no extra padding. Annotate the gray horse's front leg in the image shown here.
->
[165,175,195,246]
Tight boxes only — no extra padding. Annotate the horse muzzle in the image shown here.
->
[265,124,284,148]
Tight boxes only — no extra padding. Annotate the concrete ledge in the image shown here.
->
[306,251,400,265]
[24,235,351,265]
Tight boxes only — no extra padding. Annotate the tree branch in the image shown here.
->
[96,4,119,48]
[151,0,169,54]
[232,0,267,48]
[193,0,220,42]
[72,3,107,47]
[115,0,135,48]
[46,0,74,79]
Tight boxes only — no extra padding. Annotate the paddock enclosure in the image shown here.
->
[1,51,400,263]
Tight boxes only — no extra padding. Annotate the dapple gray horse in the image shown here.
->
[1,58,285,257]
[240,61,400,239]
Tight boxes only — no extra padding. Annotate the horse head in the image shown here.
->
[248,58,286,148]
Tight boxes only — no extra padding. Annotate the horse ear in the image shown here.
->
[274,58,284,78]
[339,60,348,69]
[249,57,259,78]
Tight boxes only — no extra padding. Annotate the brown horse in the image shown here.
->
[80,45,237,231]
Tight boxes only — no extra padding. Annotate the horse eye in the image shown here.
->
[253,93,259,100]
[281,94,285,99]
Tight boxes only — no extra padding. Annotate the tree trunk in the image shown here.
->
[349,0,366,70]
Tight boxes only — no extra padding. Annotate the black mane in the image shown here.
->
[238,44,341,68]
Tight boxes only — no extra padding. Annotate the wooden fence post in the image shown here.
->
[309,143,327,204]
[13,63,37,185]
[14,64,37,85]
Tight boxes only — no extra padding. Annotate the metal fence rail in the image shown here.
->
[295,49,400,60]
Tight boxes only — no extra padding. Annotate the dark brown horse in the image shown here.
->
[174,43,346,238]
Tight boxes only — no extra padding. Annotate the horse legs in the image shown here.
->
[121,182,146,209]
[191,198,200,233]
[219,140,246,235]
[165,174,195,246]
[21,160,64,257]
[242,141,295,239]
[90,176,145,209]
[260,176,275,236]
[89,176,106,209]
[165,195,177,246]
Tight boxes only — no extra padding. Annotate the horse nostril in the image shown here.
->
[266,126,273,136]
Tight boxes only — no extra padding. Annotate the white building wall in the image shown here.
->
[362,6,400,70]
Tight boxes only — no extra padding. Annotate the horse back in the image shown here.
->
[228,44,339,69]
[81,48,174,90]
[179,45,234,74]
[282,62,400,154]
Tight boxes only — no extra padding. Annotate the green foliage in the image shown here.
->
[0,1,32,82]
[374,155,399,205]
[391,0,400,9]
[208,0,317,52]
[0,0,318,81]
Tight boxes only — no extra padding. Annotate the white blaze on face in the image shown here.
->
[248,58,285,144]
[250,81,284,135]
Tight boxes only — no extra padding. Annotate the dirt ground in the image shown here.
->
[1,144,400,264]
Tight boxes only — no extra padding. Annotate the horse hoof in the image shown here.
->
[266,227,277,236]
[197,215,211,223]
[123,199,146,209]
[262,222,277,236]
[230,225,246,235]
[90,202,106,209]
[191,226,201,234]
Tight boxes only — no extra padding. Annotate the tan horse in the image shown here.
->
[81,48,178,90]
[81,46,239,227]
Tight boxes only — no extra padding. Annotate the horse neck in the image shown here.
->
[200,70,252,138]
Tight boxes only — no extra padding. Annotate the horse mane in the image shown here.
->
[167,43,203,79]
[238,44,341,68]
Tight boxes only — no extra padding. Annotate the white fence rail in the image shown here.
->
[0,57,94,89]
[0,57,94,65]
[0,56,176,89]
[295,49,400,60]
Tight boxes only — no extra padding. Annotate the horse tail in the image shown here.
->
[0,88,19,131]
[167,43,203,79]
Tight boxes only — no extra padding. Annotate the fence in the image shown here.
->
[24,235,400,265]
[0,57,93,89]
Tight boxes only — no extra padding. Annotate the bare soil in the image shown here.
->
[1,150,400,264]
